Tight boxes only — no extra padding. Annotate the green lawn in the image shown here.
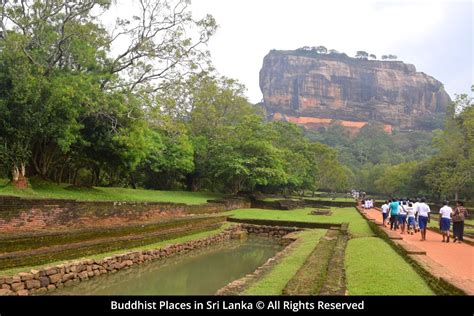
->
[345,237,434,295]
[0,223,233,277]
[244,229,327,295]
[262,197,302,202]
[0,179,221,205]
[227,207,374,238]
[302,196,355,202]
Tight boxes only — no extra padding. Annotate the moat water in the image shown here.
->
[52,236,283,295]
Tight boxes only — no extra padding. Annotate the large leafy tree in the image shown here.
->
[0,0,215,186]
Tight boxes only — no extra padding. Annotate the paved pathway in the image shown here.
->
[362,207,474,293]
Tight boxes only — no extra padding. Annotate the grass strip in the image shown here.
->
[244,229,326,295]
[0,178,220,205]
[228,207,373,238]
[345,237,434,295]
[283,229,339,295]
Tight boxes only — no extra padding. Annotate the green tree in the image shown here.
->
[374,161,420,196]
[425,93,474,199]
[0,0,215,187]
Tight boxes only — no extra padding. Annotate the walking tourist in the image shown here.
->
[381,200,390,226]
[389,198,400,230]
[439,201,453,242]
[417,198,431,241]
[413,198,421,232]
[406,202,416,234]
[399,200,408,234]
[452,201,469,243]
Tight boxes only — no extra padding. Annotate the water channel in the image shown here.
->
[52,236,283,295]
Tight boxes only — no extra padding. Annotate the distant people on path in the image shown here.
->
[399,200,408,234]
[439,201,453,243]
[381,200,390,226]
[417,198,431,241]
[363,199,374,209]
[406,201,416,235]
[389,198,400,230]
[452,201,469,243]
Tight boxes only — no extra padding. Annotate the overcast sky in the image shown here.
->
[190,0,473,103]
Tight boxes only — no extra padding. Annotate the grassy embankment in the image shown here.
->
[229,207,434,295]
[0,223,233,277]
[244,229,327,295]
[0,178,220,205]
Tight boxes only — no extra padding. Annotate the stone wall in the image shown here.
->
[0,224,298,296]
[239,223,300,240]
[250,198,355,210]
[0,196,250,234]
[0,216,227,271]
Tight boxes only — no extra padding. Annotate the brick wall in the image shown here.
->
[0,196,250,233]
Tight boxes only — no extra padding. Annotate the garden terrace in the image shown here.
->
[0,216,227,271]
[0,195,249,233]
[226,206,435,295]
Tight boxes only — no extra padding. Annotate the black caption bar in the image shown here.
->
[0,296,472,315]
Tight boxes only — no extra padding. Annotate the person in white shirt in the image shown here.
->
[418,198,431,241]
[398,200,408,234]
[381,201,390,226]
[406,202,416,235]
[413,198,421,233]
[439,201,453,243]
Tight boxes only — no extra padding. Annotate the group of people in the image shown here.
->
[378,198,469,243]
[362,199,374,209]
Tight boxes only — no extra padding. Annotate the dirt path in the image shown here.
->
[363,207,474,287]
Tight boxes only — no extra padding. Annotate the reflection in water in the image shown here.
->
[53,236,283,295]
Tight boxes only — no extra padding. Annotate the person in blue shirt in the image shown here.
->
[389,198,400,230]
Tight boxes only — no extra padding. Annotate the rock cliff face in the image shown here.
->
[259,50,450,131]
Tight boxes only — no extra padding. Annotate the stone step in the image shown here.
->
[385,229,403,240]
[393,240,426,255]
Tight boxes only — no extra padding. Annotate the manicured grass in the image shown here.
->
[262,197,301,202]
[345,237,434,295]
[227,207,374,238]
[0,179,221,205]
[262,196,354,202]
[0,223,233,276]
[303,196,355,202]
[244,229,327,295]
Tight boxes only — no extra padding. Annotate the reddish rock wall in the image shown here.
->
[260,50,450,131]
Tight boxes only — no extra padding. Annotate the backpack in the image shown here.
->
[452,206,468,222]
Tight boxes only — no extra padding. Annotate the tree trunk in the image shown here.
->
[12,162,28,189]
[186,174,199,192]
[454,191,459,201]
